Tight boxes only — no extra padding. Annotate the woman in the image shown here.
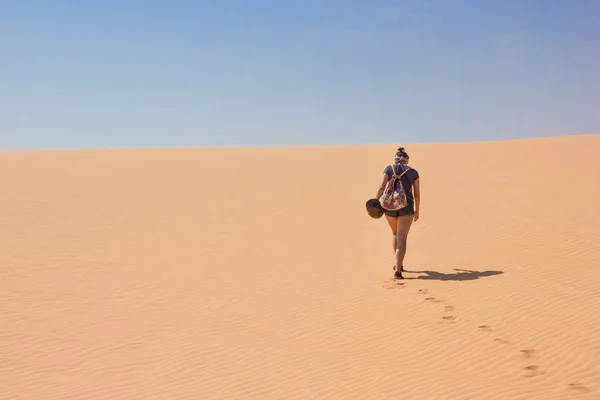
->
[375,147,420,279]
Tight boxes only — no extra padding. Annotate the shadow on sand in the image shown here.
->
[403,268,504,281]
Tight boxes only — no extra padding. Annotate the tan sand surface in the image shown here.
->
[1,134,599,399]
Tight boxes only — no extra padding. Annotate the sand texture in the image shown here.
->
[1,134,600,399]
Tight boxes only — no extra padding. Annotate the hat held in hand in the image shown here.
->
[365,198,384,219]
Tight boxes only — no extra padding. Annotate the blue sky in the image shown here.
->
[1,0,599,150]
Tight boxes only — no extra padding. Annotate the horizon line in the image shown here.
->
[1,132,598,154]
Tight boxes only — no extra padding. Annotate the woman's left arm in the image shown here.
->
[376,173,388,199]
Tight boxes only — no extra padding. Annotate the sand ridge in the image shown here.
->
[1,134,599,399]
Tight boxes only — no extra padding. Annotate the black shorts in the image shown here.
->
[384,205,414,217]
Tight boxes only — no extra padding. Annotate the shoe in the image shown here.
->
[394,271,404,279]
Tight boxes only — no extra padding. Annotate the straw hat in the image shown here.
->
[365,198,384,219]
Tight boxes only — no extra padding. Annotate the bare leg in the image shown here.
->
[385,215,398,267]
[395,215,414,271]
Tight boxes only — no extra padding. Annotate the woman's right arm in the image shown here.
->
[413,178,420,221]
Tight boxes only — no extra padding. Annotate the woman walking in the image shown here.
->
[375,147,421,279]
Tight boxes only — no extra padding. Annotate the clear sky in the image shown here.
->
[1,0,599,151]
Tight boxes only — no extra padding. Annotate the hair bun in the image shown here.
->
[397,147,405,152]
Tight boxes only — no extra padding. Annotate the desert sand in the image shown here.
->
[1,133,599,399]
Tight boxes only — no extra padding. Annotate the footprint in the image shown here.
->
[382,280,406,289]
[478,325,493,333]
[444,306,455,312]
[424,297,443,303]
[568,383,590,393]
[418,289,429,294]
[493,338,511,344]
[520,349,542,359]
[522,365,545,378]
[442,315,458,322]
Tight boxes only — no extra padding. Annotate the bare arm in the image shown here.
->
[413,178,420,221]
[376,173,388,199]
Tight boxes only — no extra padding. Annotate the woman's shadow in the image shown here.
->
[403,268,504,281]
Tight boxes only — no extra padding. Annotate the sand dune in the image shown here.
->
[1,133,599,399]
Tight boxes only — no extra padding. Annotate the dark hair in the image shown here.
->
[396,147,409,158]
